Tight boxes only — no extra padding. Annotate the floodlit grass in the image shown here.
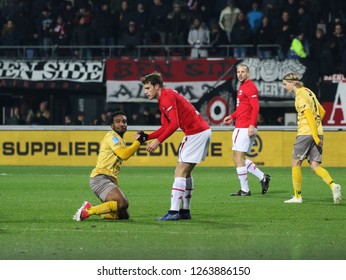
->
[0,166,345,260]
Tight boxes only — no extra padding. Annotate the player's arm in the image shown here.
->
[303,108,321,145]
[248,89,260,126]
[148,112,168,140]
[318,102,326,121]
[223,110,237,124]
[157,108,179,143]
[114,141,140,161]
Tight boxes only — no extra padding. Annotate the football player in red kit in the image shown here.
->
[223,63,271,196]
[139,71,212,220]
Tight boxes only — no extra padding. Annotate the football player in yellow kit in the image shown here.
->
[282,73,342,204]
[73,111,147,221]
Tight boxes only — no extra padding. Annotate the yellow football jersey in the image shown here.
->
[295,87,323,136]
[90,130,126,181]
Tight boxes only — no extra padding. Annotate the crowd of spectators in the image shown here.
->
[5,101,162,126]
[1,0,346,126]
[0,0,345,74]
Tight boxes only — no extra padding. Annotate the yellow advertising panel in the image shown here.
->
[0,129,345,167]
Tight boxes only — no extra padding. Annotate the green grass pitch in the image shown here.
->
[0,165,345,260]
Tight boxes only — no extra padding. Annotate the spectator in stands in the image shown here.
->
[282,0,299,23]
[60,1,75,36]
[326,14,344,37]
[130,112,141,125]
[75,111,86,125]
[64,114,73,125]
[6,106,25,125]
[246,1,264,33]
[31,101,51,125]
[231,12,253,58]
[51,15,69,57]
[218,0,240,44]
[129,1,148,33]
[188,0,214,28]
[0,18,18,57]
[254,15,275,59]
[318,36,339,75]
[257,113,267,126]
[187,16,210,58]
[209,22,227,57]
[145,0,169,46]
[275,10,296,60]
[71,15,93,59]
[14,6,38,59]
[261,0,283,23]
[274,115,284,125]
[310,28,328,75]
[166,1,188,48]
[118,21,142,57]
[39,109,51,125]
[92,2,116,58]
[296,5,314,55]
[331,23,346,72]
[289,31,307,59]
[101,112,110,125]
[115,0,132,37]
[35,7,53,58]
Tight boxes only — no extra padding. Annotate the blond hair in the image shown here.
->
[236,63,250,73]
[283,72,304,88]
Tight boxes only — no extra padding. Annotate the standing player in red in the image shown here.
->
[223,63,270,196]
[139,71,212,220]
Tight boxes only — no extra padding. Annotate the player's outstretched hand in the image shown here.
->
[223,115,233,125]
[136,131,148,144]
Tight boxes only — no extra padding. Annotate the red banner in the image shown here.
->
[106,58,236,102]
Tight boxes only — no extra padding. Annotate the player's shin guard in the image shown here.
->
[87,201,118,215]
[170,177,186,211]
[245,159,264,180]
[237,166,249,192]
[182,177,194,210]
[99,212,118,220]
[292,166,302,198]
[315,166,334,189]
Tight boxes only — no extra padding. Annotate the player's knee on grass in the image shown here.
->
[118,209,129,220]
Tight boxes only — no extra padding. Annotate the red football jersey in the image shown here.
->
[230,79,259,128]
[148,88,210,143]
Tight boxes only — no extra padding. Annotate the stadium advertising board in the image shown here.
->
[1,129,345,167]
[320,77,346,126]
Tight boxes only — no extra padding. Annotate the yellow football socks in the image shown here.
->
[99,212,118,220]
[86,201,118,216]
[315,166,334,190]
[292,166,302,198]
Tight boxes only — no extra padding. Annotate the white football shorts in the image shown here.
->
[232,127,257,153]
[178,129,211,163]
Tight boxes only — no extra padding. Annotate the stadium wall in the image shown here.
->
[0,126,345,167]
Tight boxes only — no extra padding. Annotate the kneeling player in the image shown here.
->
[73,111,147,221]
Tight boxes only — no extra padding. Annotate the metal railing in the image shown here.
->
[0,44,282,60]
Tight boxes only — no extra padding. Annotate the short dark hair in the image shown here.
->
[140,71,163,87]
[109,111,127,124]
